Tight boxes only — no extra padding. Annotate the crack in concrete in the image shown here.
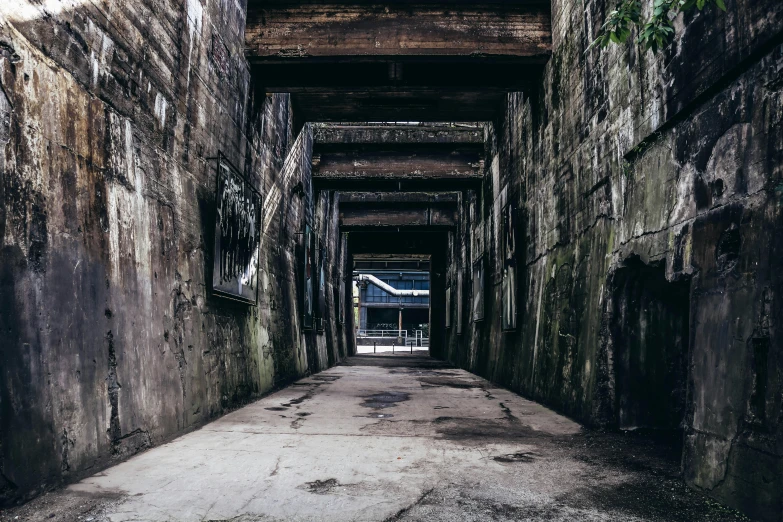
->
[382,487,436,521]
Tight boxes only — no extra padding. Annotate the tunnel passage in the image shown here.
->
[610,258,691,440]
[2,0,781,518]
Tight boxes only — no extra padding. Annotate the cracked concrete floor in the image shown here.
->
[1,354,750,522]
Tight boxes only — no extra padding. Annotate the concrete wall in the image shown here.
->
[0,0,347,505]
[444,1,783,520]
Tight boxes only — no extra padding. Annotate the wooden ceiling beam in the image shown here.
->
[340,205,458,228]
[338,192,459,204]
[313,125,484,146]
[246,3,551,61]
[313,149,483,179]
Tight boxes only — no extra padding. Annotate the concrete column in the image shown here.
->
[429,234,447,357]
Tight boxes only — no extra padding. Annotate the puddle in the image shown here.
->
[362,391,410,409]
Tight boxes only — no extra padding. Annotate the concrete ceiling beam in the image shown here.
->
[246,4,550,61]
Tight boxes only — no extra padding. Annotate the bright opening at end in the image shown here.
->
[353,255,431,355]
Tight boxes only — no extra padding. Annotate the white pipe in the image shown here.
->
[356,274,429,297]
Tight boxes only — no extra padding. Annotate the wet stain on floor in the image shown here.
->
[433,417,539,443]
[418,376,486,389]
[304,478,340,495]
[493,451,537,463]
[311,375,341,382]
[285,388,319,406]
[361,391,410,409]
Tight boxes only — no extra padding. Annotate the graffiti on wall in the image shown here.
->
[338,235,347,326]
[212,155,262,303]
[303,223,315,329]
[472,255,485,322]
[456,268,464,334]
[317,240,326,333]
[502,203,517,331]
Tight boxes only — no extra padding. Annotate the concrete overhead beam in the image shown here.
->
[353,254,431,261]
[340,205,458,228]
[313,125,484,146]
[245,4,551,61]
[339,192,459,204]
[246,2,548,122]
[313,150,483,179]
[316,178,481,192]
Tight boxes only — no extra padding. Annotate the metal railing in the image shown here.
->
[357,329,429,348]
[357,329,408,342]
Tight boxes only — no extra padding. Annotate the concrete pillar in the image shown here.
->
[429,234,447,357]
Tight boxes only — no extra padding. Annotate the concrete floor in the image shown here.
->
[1,354,749,522]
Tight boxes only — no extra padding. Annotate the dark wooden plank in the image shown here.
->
[341,207,431,227]
[315,150,483,179]
[340,206,458,227]
[316,177,481,191]
[246,4,551,60]
[339,192,460,204]
[314,125,484,145]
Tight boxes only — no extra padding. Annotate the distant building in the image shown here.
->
[354,258,429,337]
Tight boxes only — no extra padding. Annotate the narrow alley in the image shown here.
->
[1,0,781,520]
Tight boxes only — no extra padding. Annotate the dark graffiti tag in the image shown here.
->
[303,224,314,329]
[502,203,517,331]
[473,255,485,322]
[212,156,262,303]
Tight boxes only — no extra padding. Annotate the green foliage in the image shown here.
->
[588,0,726,53]
[621,160,634,179]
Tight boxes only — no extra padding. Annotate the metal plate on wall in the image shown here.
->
[212,154,262,304]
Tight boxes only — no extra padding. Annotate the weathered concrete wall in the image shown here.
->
[0,0,346,506]
[444,1,783,519]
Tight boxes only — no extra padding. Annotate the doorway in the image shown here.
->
[611,258,691,443]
